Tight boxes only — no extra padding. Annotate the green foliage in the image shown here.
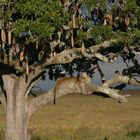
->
[127,130,140,138]
[136,8,140,16]
[113,31,134,45]
[76,19,91,41]
[85,0,106,9]
[90,25,113,43]
[132,28,140,37]
[2,0,140,46]
[77,30,87,41]
[129,29,140,45]
[9,0,69,40]
[1,0,140,67]
[0,0,8,4]
[124,0,138,13]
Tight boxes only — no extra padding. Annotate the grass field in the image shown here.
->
[0,90,140,140]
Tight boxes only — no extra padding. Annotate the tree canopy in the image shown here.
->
[0,0,140,78]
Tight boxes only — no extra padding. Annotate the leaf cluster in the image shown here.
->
[8,0,69,39]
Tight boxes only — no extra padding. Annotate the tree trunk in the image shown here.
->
[6,94,28,140]
[2,75,29,140]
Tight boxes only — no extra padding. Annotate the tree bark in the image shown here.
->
[2,75,29,140]
[93,85,128,103]
[6,93,28,140]
[0,92,6,110]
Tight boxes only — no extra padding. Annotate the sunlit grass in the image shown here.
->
[0,90,140,140]
[30,124,140,140]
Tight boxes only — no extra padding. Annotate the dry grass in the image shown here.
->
[0,90,140,140]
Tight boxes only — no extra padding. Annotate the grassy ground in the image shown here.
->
[0,90,140,140]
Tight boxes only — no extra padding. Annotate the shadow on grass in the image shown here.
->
[0,130,5,140]
[127,130,140,138]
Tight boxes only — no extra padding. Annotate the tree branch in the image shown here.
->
[25,70,46,96]
[40,41,118,69]
[128,77,140,86]
[102,73,140,87]
[95,64,105,83]
[27,71,140,119]
[103,74,130,87]
[0,40,117,74]
[2,75,16,95]
[27,73,133,119]
[27,89,54,118]
[93,85,128,103]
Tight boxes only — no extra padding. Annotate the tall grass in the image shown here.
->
[30,124,140,140]
[0,125,140,140]
[0,91,140,140]
[0,129,5,140]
